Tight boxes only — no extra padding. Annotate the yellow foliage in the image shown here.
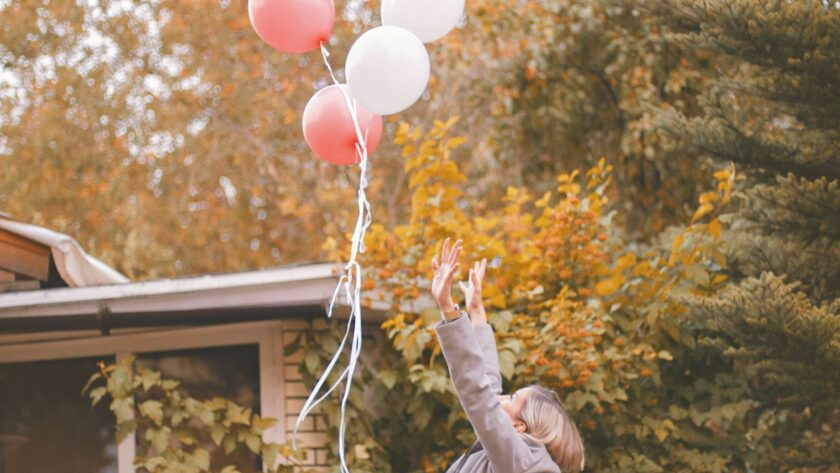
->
[360,122,737,454]
[595,276,624,296]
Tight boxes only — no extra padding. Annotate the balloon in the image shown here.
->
[381,0,465,43]
[302,85,384,166]
[346,26,430,115]
[248,0,335,53]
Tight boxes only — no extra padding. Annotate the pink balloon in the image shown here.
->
[302,85,384,166]
[248,0,335,54]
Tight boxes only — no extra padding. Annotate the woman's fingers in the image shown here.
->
[444,262,460,282]
[436,237,466,282]
[441,238,450,263]
[480,258,487,279]
[449,243,462,267]
[458,281,469,294]
[448,240,463,266]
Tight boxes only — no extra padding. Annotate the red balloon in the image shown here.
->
[248,0,335,54]
[302,85,384,166]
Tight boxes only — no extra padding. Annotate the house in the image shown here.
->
[0,216,383,473]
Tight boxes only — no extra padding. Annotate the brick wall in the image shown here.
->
[282,321,331,473]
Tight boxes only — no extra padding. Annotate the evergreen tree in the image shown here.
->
[647,0,840,469]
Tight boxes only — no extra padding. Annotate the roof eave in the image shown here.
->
[0,263,387,333]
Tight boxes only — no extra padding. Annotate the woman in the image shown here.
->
[431,238,585,473]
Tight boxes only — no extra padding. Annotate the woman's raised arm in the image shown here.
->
[459,257,504,395]
[436,315,544,472]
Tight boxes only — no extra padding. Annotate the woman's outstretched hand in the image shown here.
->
[431,238,462,315]
[459,258,488,324]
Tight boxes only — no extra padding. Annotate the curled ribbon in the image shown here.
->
[290,42,374,473]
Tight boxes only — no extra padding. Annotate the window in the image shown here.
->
[0,356,118,473]
[0,321,286,473]
[136,345,262,472]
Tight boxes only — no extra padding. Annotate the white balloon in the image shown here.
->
[346,26,430,116]
[381,0,465,43]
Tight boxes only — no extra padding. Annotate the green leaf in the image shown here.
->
[378,369,399,390]
[225,404,251,426]
[502,338,522,354]
[108,365,134,398]
[110,398,134,423]
[190,448,210,471]
[204,397,227,411]
[406,395,432,430]
[115,420,137,444]
[171,408,187,427]
[139,400,164,426]
[161,380,181,391]
[567,392,588,411]
[177,429,197,446]
[252,416,277,434]
[140,456,165,471]
[494,310,514,332]
[669,405,689,420]
[210,426,225,446]
[223,435,238,455]
[499,350,516,380]
[654,424,670,441]
[199,408,216,427]
[262,444,280,470]
[139,368,161,391]
[244,433,261,454]
[184,398,202,415]
[81,372,102,395]
[89,386,108,407]
[151,426,171,453]
[304,350,321,374]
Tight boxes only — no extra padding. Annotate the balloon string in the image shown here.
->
[291,42,372,473]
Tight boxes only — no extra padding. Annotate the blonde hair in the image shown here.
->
[518,384,585,471]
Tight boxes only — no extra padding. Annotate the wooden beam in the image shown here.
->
[0,227,51,281]
[0,280,40,293]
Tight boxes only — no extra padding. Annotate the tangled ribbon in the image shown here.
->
[290,42,374,473]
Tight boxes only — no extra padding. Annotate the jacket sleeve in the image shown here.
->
[436,315,540,473]
[473,322,503,395]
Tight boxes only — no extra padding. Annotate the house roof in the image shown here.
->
[0,263,380,333]
[0,216,129,287]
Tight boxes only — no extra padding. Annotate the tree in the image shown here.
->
[645,0,840,469]
[1,0,726,281]
[438,0,720,237]
[0,0,391,278]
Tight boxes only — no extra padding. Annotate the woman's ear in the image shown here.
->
[513,420,527,433]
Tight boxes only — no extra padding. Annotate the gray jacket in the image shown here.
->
[435,314,562,473]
